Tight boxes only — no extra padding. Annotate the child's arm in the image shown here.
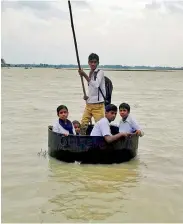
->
[52,120,69,135]
[131,118,144,137]
[52,121,60,133]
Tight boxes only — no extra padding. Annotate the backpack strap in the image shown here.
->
[98,86,106,101]
[93,70,106,102]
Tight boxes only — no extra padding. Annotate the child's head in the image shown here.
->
[57,105,69,120]
[119,103,130,119]
[72,120,81,134]
[88,53,99,70]
[105,104,118,122]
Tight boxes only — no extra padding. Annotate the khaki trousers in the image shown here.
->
[80,103,105,134]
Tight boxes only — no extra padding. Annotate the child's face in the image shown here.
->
[105,111,117,122]
[74,124,80,133]
[88,60,98,70]
[119,108,129,118]
[58,108,68,120]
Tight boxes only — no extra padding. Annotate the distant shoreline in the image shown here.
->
[56,68,180,72]
[1,62,183,71]
[1,67,182,72]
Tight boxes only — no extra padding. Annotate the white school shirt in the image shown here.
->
[90,117,112,137]
[52,119,76,135]
[119,115,144,136]
[87,68,106,104]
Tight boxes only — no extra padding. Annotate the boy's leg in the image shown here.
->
[92,103,105,123]
[80,104,92,135]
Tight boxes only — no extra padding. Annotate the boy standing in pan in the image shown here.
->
[78,53,106,134]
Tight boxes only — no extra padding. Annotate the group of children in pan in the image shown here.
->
[52,53,144,144]
[52,103,144,144]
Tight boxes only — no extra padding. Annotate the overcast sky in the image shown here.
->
[1,0,183,66]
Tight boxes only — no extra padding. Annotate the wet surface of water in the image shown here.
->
[1,68,183,222]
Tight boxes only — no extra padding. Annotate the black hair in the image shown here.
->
[57,105,68,115]
[72,120,81,127]
[119,103,130,112]
[105,104,118,112]
[88,53,99,63]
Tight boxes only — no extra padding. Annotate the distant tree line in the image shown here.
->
[1,63,183,70]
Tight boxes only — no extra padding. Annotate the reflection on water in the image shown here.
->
[48,158,140,221]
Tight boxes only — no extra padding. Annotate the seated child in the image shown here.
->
[52,105,76,135]
[90,104,128,143]
[72,120,81,135]
[118,103,144,137]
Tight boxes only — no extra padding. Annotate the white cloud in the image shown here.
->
[1,0,183,66]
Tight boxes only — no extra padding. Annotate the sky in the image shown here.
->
[1,0,183,66]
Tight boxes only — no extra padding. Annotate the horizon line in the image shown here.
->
[2,63,183,68]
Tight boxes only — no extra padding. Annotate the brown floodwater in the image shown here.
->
[1,68,183,222]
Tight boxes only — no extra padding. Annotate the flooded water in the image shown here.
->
[1,68,183,222]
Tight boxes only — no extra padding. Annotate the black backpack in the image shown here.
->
[94,70,113,106]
